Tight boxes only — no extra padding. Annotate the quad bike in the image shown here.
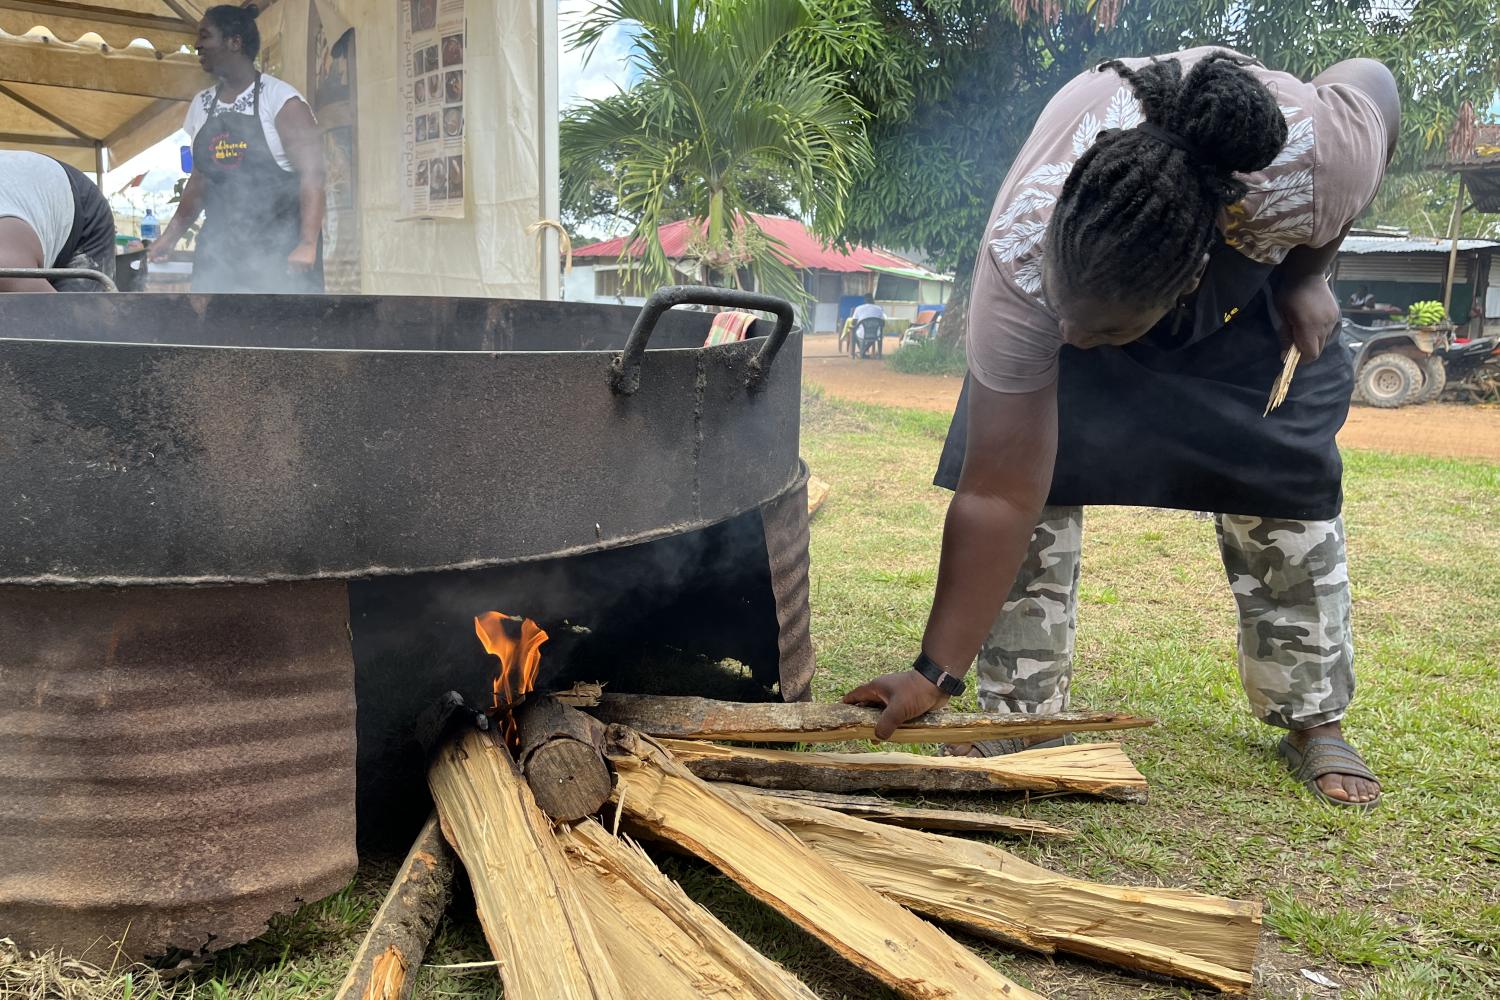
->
[1340,319,1453,408]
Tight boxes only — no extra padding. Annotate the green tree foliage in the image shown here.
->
[817,0,1499,278]
[560,0,873,301]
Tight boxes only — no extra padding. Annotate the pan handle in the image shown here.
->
[0,267,119,292]
[609,285,796,395]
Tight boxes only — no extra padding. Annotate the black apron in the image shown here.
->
[935,240,1354,521]
[191,75,324,293]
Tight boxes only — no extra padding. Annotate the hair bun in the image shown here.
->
[1105,52,1287,179]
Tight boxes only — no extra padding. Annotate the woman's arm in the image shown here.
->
[843,377,1058,737]
[148,173,205,262]
[277,98,326,270]
[0,218,55,292]
[1273,59,1401,358]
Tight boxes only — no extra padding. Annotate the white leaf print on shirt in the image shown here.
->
[1071,112,1102,157]
[1014,255,1045,295]
[1021,162,1073,187]
[1104,87,1144,130]
[990,219,1048,264]
[1248,169,1314,219]
[1269,114,1312,168]
[995,188,1057,231]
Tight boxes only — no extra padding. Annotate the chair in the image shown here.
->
[902,309,941,345]
[853,316,885,359]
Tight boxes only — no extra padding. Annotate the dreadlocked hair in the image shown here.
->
[1047,52,1287,305]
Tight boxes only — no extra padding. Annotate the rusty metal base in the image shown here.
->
[0,582,357,963]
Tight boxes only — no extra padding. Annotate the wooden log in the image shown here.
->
[742,792,1260,994]
[558,820,822,1000]
[588,693,1153,743]
[806,475,831,518]
[426,727,627,1000]
[666,739,1149,803]
[602,726,1043,1000]
[517,695,613,822]
[714,784,1076,838]
[334,812,454,1000]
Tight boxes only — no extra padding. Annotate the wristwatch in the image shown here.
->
[912,651,966,697]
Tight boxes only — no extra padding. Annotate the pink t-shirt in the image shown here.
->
[968,47,1390,393]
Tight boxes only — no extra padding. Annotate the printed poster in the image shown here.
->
[399,0,465,218]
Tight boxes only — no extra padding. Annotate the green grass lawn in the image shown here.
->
[18,389,1498,1000]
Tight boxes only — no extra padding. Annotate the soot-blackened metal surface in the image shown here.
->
[0,581,357,962]
[0,293,802,585]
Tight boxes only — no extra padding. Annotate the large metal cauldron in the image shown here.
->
[0,287,811,961]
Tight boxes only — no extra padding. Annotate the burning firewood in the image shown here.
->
[334,812,454,1000]
[714,784,1076,838]
[426,724,627,999]
[602,726,1044,1000]
[558,820,822,1000]
[742,791,1261,994]
[587,693,1153,744]
[516,695,613,822]
[663,739,1149,802]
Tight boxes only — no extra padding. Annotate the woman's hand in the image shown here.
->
[1273,273,1342,360]
[287,241,318,272]
[843,670,950,740]
[147,231,179,263]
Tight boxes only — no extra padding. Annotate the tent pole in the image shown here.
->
[536,0,560,300]
[1442,174,1466,322]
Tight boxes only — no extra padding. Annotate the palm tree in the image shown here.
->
[562,0,873,303]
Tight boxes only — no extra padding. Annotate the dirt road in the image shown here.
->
[802,334,1500,464]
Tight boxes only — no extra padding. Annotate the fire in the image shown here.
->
[475,612,549,710]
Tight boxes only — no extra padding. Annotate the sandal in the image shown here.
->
[939,734,1076,758]
[1277,735,1382,811]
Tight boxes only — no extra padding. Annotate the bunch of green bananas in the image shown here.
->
[1405,300,1447,327]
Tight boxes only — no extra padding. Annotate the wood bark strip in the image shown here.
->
[334,811,454,1000]
[666,739,1149,803]
[589,693,1153,744]
[558,820,822,1000]
[517,695,613,822]
[742,792,1260,994]
[714,784,1075,838]
[602,727,1042,1000]
[426,727,627,1000]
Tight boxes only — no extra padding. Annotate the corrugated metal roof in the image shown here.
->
[1339,235,1499,255]
[573,214,919,273]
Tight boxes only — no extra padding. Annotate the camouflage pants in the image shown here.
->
[973,506,1354,730]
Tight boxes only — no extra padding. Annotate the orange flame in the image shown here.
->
[475,612,549,710]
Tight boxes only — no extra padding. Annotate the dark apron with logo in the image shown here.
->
[935,240,1354,521]
[191,75,324,293]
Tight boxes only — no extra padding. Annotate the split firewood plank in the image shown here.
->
[426,727,627,1000]
[602,726,1043,1000]
[589,693,1152,744]
[806,475,831,518]
[666,739,1148,803]
[334,812,454,1000]
[558,819,822,1000]
[714,783,1076,838]
[743,792,1260,994]
[517,695,613,822]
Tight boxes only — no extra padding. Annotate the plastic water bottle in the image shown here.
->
[141,208,160,241]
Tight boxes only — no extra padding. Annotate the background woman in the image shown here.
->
[150,5,325,293]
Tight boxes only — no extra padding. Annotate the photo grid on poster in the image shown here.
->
[399,0,464,218]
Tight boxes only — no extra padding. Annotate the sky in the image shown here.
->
[106,5,636,208]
